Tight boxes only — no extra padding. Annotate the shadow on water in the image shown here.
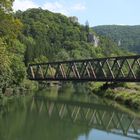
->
[0,87,140,140]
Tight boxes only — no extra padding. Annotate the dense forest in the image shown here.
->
[16,8,125,64]
[94,25,140,53]
[0,0,127,94]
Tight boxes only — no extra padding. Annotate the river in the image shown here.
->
[0,86,140,140]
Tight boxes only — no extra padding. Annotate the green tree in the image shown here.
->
[85,20,89,35]
[0,38,12,92]
[0,38,11,72]
[0,0,26,92]
[0,0,14,13]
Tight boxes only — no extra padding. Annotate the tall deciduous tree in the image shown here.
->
[0,0,26,91]
[0,0,14,13]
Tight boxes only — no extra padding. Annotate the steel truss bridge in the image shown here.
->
[30,97,140,140]
[28,55,140,82]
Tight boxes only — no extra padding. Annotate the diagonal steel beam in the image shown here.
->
[28,55,140,82]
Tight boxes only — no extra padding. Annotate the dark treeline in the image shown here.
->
[0,0,128,93]
[94,25,140,53]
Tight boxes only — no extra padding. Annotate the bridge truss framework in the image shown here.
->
[28,55,140,82]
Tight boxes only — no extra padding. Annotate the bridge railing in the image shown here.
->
[28,55,140,82]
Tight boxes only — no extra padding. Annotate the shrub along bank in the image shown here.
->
[89,82,140,110]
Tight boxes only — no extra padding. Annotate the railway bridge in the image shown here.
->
[28,55,140,82]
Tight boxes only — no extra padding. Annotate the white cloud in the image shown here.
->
[13,0,86,16]
[42,2,86,15]
[13,0,38,11]
[117,24,127,26]
[42,2,69,15]
[72,3,86,11]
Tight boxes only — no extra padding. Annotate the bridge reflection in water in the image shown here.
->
[31,96,140,140]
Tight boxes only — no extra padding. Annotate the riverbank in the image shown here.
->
[0,79,38,96]
[89,82,140,110]
[1,81,140,110]
[0,80,38,107]
[35,82,140,110]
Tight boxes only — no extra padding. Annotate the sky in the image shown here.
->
[13,0,140,26]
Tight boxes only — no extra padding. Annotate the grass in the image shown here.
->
[90,82,140,110]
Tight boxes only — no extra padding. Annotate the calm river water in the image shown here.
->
[0,87,140,140]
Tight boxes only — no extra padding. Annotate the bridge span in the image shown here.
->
[28,55,140,82]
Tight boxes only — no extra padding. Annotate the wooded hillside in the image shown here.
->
[94,25,140,53]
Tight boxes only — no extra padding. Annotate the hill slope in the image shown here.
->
[15,9,125,65]
[94,25,140,54]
